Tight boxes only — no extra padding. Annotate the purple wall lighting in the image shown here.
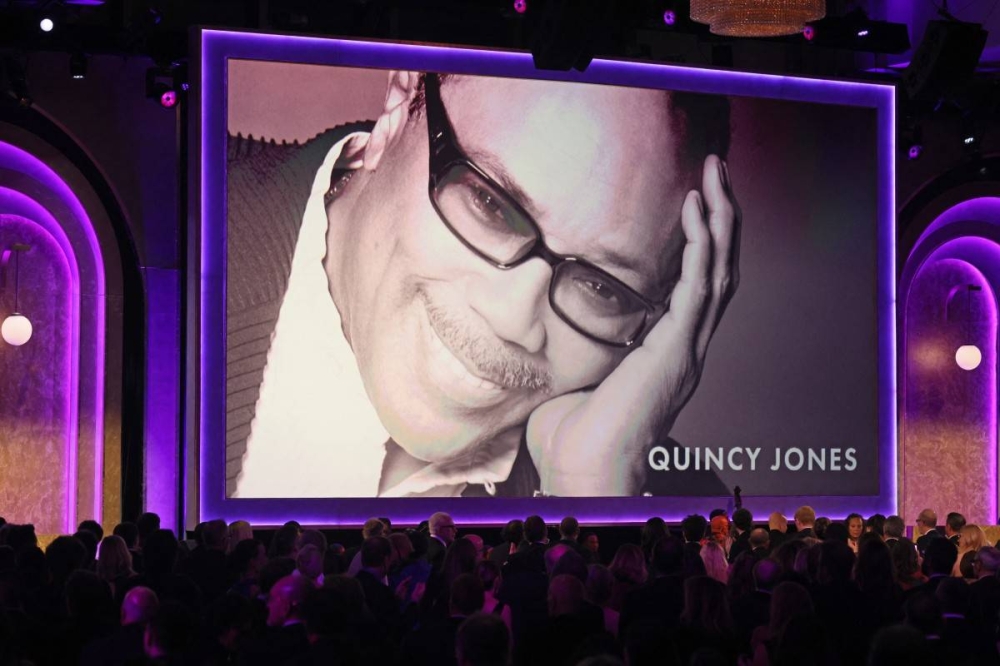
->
[0,140,106,532]
[195,29,896,526]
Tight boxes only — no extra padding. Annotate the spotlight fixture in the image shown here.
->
[70,52,87,80]
[803,25,815,41]
[39,17,54,32]
[513,0,527,14]
[160,90,177,108]
[908,144,923,160]
[663,9,676,26]
[904,125,924,161]
[1,244,32,347]
[146,66,181,109]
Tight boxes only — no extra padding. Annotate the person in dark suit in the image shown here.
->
[619,535,688,640]
[967,546,1000,636]
[791,506,817,540]
[945,512,966,548]
[426,513,457,572]
[226,67,741,499]
[915,509,943,555]
[728,508,753,562]
[354,536,404,643]
[398,573,484,666]
[767,512,788,551]
[238,575,312,666]
[497,515,549,647]
[883,515,905,547]
[488,520,523,568]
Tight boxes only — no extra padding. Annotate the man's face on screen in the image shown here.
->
[336,75,697,463]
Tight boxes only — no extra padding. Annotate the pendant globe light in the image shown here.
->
[2,244,32,347]
[955,285,982,371]
[690,0,826,37]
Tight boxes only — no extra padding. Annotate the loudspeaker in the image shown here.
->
[904,20,988,102]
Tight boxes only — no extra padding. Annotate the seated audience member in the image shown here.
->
[488,519,523,568]
[455,613,510,666]
[749,580,813,666]
[585,564,619,637]
[581,532,601,564]
[227,520,253,553]
[181,518,229,603]
[607,544,647,611]
[728,508,753,562]
[143,601,197,664]
[845,512,864,553]
[767,512,788,550]
[619,535,686,639]
[96,534,135,597]
[400,573,484,666]
[883,515,905,546]
[699,540,728,584]
[889,538,925,591]
[953,524,987,578]
[791,506,817,540]
[748,528,770,559]
[944,512,967,547]
[914,509,941,555]
[673,576,737,665]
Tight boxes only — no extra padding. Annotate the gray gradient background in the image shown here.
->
[227,60,879,497]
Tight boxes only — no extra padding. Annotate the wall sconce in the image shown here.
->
[1,243,32,346]
[955,284,982,371]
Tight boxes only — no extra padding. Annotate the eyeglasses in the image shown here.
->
[423,73,665,347]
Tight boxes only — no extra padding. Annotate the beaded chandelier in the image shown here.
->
[690,0,826,37]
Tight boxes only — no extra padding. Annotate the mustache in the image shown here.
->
[422,294,552,393]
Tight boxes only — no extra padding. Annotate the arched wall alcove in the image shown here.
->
[900,195,1000,525]
[0,116,138,536]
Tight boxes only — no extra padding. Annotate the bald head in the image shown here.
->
[749,528,770,551]
[121,586,159,626]
[267,575,314,627]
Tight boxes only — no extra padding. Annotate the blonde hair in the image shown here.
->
[960,525,988,552]
[228,520,253,553]
[97,535,134,582]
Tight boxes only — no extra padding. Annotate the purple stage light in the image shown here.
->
[803,25,816,41]
[160,90,177,108]
[857,29,870,37]
[513,0,527,14]
[908,144,923,160]
[195,29,897,526]
[663,10,676,26]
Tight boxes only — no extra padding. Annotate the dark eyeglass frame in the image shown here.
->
[422,72,664,348]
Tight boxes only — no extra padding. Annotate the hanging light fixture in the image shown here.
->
[1,244,32,347]
[690,0,826,37]
[955,285,982,371]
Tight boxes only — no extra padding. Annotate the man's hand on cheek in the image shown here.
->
[525,155,741,496]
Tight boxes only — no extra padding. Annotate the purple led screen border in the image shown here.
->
[196,29,897,526]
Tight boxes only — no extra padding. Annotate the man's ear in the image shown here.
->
[363,70,421,172]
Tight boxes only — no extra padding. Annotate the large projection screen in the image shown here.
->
[194,29,896,525]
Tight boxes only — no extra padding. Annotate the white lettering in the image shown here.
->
[705,448,724,470]
[785,448,804,471]
[845,448,857,471]
[727,447,744,471]
[808,448,826,471]
[648,446,670,471]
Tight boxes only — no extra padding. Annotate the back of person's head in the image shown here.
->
[444,537,479,586]
[769,512,788,533]
[501,519,523,545]
[136,513,161,545]
[74,529,99,565]
[548,573,585,617]
[144,601,195,659]
[322,574,366,616]
[462,533,486,557]
[296,544,323,580]
[456,613,510,666]
[114,522,140,549]
[269,524,300,558]
[749,528,770,551]
[559,516,580,541]
[935,576,971,616]
[771,539,807,575]
[866,514,886,537]
[475,560,500,593]
[121,585,160,625]
[916,509,937,530]
[363,517,387,539]
[227,538,264,578]
[768,580,814,636]
[732,508,753,533]
[923,537,958,577]
[813,517,831,540]
[889,538,920,578]
[267,574,313,626]
[817,539,854,584]
[793,506,816,528]
[523,515,547,543]
[585,564,614,607]
[143,529,179,577]
[680,575,733,637]
[550,548,588,583]
[609,543,648,585]
[868,624,931,666]
[904,592,942,636]
[959,524,986,551]
[946,512,966,534]
[651,535,685,575]
[975,545,1000,575]
[259,557,296,595]
[360,536,392,570]
[450,572,485,616]
[202,519,229,551]
[46,535,87,584]
[66,569,115,621]
[640,517,668,552]
[681,514,708,542]
[227,520,253,549]
[884,515,905,539]
[389,532,414,563]
[727,551,757,600]
[855,538,895,597]
[406,530,429,558]
[6,524,37,554]
[97,535,134,581]
[78,519,104,542]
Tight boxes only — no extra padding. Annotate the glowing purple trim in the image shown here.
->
[197,30,897,525]
[0,189,79,533]
[0,141,107,528]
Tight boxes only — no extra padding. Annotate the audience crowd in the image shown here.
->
[0,506,998,665]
